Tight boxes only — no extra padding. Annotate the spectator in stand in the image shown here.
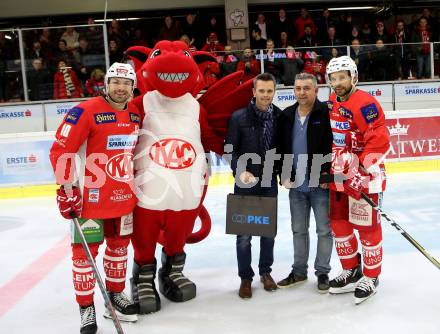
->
[350,38,370,82]
[205,16,226,44]
[53,39,78,71]
[278,46,304,86]
[109,39,124,64]
[53,59,83,99]
[264,39,281,83]
[27,58,52,101]
[408,14,420,40]
[272,8,295,47]
[303,51,326,84]
[255,13,269,41]
[182,13,201,49]
[373,21,390,43]
[108,19,128,47]
[251,26,267,51]
[26,41,48,63]
[180,34,197,52]
[350,26,361,44]
[198,56,220,89]
[220,45,239,77]
[157,15,182,41]
[278,31,291,49]
[83,18,104,53]
[371,39,394,81]
[236,47,260,82]
[316,8,334,44]
[61,26,80,53]
[129,28,149,47]
[294,8,316,44]
[297,24,318,50]
[336,14,354,45]
[201,32,225,63]
[360,22,374,44]
[39,28,57,53]
[321,26,343,61]
[412,17,433,79]
[421,8,437,37]
[392,19,411,79]
[85,68,105,97]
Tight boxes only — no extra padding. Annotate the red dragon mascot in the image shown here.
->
[125,40,253,314]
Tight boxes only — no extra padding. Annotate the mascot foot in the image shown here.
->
[131,260,161,314]
[158,249,196,302]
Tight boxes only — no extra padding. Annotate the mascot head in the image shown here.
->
[138,40,205,98]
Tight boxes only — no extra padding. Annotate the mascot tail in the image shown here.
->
[157,205,212,246]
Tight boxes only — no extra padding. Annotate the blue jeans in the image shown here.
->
[236,180,277,281]
[289,188,332,277]
[416,54,431,78]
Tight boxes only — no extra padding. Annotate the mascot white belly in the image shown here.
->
[135,90,207,211]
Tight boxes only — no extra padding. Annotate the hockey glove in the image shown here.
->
[343,170,370,200]
[56,186,82,219]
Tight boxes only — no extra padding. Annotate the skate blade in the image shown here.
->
[104,309,138,322]
[329,283,356,294]
[355,290,377,305]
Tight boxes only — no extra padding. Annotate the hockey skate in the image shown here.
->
[158,249,196,302]
[79,304,97,334]
[354,276,379,304]
[131,261,161,314]
[329,255,363,294]
[103,291,138,322]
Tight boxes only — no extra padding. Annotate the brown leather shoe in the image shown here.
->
[238,279,252,299]
[260,273,278,292]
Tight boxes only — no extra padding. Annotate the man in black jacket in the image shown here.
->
[276,72,333,293]
[225,73,282,299]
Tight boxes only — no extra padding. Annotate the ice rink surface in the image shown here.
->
[0,172,439,334]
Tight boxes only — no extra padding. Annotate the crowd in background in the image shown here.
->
[0,6,439,103]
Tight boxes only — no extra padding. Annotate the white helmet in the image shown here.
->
[326,56,358,85]
[105,62,137,92]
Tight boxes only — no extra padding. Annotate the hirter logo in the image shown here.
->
[149,138,196,169]
[25,109,32,117]
[105,153,134,182]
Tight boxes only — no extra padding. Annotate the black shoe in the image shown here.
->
[329,253,363,294]
[158,249,196,302]
[79,304,97,334]
[131,260,161,314]
[104,292,138,322]
[317,274,329,293]
[354,276,379,304]
[277,272,307,288]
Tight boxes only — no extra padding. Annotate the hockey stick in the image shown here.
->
[361,193,440,270]
[64,184,125,334]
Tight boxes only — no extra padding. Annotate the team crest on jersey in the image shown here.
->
[129,112,140,124]
[88,189,99,203]
[338,107,353,119]
[149,138,196,169]
[94,112,117,124]
[65,107,84,125]
[326,101,334,110]
[360,103,379,124]
[105,153,134,182]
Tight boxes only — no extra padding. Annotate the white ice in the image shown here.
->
[0,172,439,334]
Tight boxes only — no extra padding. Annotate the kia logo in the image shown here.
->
[106,153,134,182]
[149,138,196,169]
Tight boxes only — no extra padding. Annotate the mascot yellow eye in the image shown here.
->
[150,49,161,58]
[183,51,191,57]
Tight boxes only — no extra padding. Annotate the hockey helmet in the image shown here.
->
[105,62,137,92]
[326,56,358,85]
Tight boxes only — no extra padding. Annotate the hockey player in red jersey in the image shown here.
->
[50,62,140,333]
[325,56,390,304]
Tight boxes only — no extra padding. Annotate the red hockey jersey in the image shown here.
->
[50,96,140,219]
[328,89,390,193]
